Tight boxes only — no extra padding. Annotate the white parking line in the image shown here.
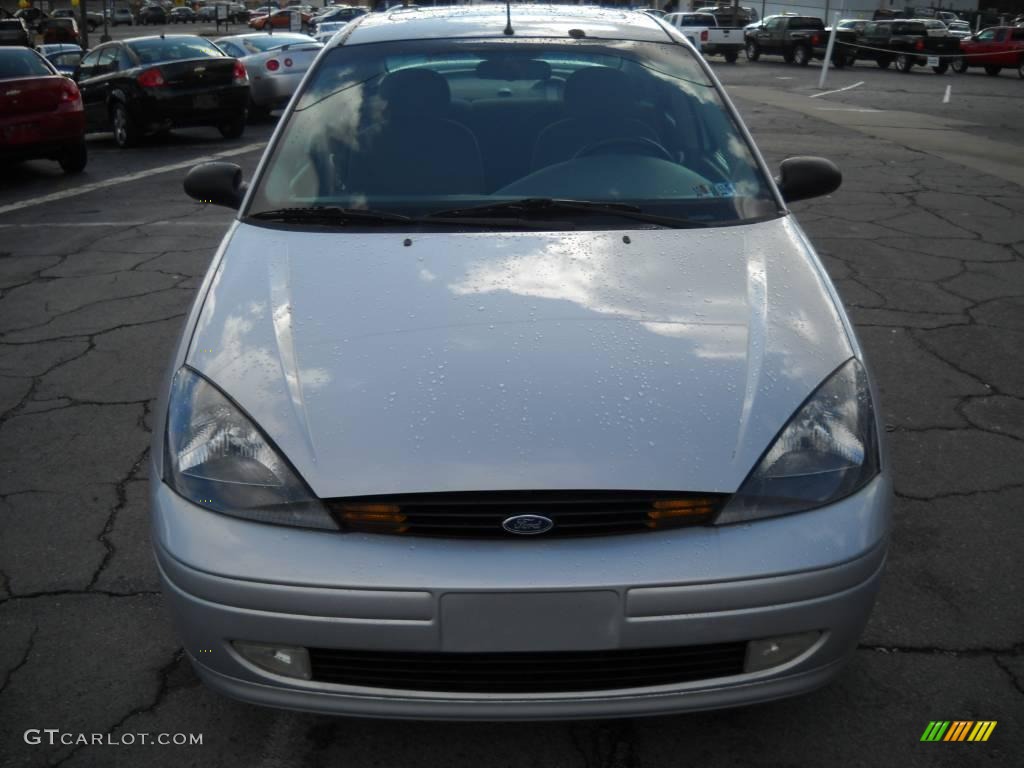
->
[943,85,952,104]
[809,81,865,99]
[0,142,265,216]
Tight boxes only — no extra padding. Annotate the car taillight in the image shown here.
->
[265,58,280,71]
[59,78,82,106]
[284,57,293,67]
[812,34,821,45]
[233,59,248,83]
[137,68,165,88]
[915,39,925,50]
[700,30,708,42]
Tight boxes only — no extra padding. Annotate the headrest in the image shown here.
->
[564,67,635,115]
[380,68,451,116]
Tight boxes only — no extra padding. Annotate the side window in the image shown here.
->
[219,41,244,57]
[977,29,995,41]
[97,46,119,74]
[1012,30,1024,41]
[764,18,781,31]
[79,48,102,79]
[118,47,135,71]
[993,29,1007,42]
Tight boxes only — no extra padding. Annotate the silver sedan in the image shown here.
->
[213,33,322,118]
[161,5,890,720]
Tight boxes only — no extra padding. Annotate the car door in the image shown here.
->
[76,47,107,130]
[989,28,1012,65]
[757,17,782,52]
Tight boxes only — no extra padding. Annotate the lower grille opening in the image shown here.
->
[308,642,747,693]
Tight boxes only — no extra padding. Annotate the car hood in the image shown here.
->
[187,218,853,498]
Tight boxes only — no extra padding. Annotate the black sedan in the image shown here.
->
[75,35,249,148]
[138,5,168,25]
[169,7,198,24]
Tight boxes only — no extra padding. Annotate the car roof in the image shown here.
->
[336,5,674,47]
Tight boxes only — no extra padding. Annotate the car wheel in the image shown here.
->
[951,56,968,73]
[877,56,892,69]
[218,114,247,139]
[984,64,1002,76]
[782,48,795,64]
[932,62,949,74]
[58,142,87,174]
[832,48,846,69]
[793,45,811,67]
[111,102,139,148]
[745,41,760,61]
[896,54,913,72]
[724,50,739,64]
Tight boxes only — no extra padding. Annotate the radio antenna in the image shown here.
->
[504,0,514,35]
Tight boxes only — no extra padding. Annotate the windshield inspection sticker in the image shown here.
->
[693,183,714,198]
[715,182,736,198]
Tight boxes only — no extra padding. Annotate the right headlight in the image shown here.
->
[716,358,880,524]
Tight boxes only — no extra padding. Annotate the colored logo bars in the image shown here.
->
[920,721,997,742]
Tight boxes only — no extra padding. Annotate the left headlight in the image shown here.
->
[716,358,880,524]
[163,367,338,530]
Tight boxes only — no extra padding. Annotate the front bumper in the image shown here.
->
[152,474,890,720]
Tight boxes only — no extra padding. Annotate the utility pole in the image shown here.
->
[80,0,90,49]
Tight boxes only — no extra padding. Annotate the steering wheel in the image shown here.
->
[573,136,673,162]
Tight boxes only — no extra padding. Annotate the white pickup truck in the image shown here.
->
[663,11,745,62]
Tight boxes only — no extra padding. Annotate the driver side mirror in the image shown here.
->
[184,162,247,209]
[775,156,842,203]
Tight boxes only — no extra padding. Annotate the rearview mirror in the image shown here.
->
[184,162,247,209]
[775,156,842,204]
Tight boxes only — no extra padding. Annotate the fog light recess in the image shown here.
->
[744,631,821,673]
[233,641,312,680]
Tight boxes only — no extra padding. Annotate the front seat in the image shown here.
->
[345,69,485,197]
[530,67,659,172]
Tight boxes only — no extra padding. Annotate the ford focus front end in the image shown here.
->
[151,6,890,720]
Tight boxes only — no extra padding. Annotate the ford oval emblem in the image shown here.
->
[502,514,554,535]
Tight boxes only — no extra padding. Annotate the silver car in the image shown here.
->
[159,6,890,720]
[213,33,322,117]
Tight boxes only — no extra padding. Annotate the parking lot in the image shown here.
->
[1,32,1023,767]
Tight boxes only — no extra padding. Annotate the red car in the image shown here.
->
[0,47,87,174]
[953,26,1024,78]
[248,8,312,31]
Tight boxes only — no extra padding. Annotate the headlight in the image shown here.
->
[164,367,337,530]
[716,358,880,524]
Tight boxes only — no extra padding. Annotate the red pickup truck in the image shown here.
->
[953,26,1024,77]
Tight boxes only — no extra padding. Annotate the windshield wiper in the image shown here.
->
[427,198,710,228]
[248,207,414,225]
[247,206,559,229]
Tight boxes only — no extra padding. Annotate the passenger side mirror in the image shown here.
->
[775,156,842,204]
[184,162,247,209]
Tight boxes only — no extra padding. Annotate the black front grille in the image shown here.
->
[308,642,748,693]
[326,490,727,538]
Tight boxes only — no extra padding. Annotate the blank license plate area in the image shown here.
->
[194,93,219,110]
[927,56,940,67]
[441,591,620,652]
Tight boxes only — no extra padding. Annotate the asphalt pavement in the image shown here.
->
[0,51,1022,768]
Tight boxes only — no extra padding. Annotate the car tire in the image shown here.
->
[1018,58,1024,79]
[58,142,87,174]
[218,114,246,139]
[782,48,795,64]
[724,50,739,64]
[952,56,968,73]
[832,49,846,69]
[932,62,949,74]
[984,64,1001,76]
[896,54,913,72]
[247,98,270,122]
[877,56,892,69]
[793,45,811,67]
[745,41,760,61]
[111,102,140,148]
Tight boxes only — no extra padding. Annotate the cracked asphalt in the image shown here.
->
[1,59,1022,767]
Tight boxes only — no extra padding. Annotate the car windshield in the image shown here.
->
[239,33,316,52]
[0,49,52,78]
[246,38,779,228]
[128,38,226,64]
